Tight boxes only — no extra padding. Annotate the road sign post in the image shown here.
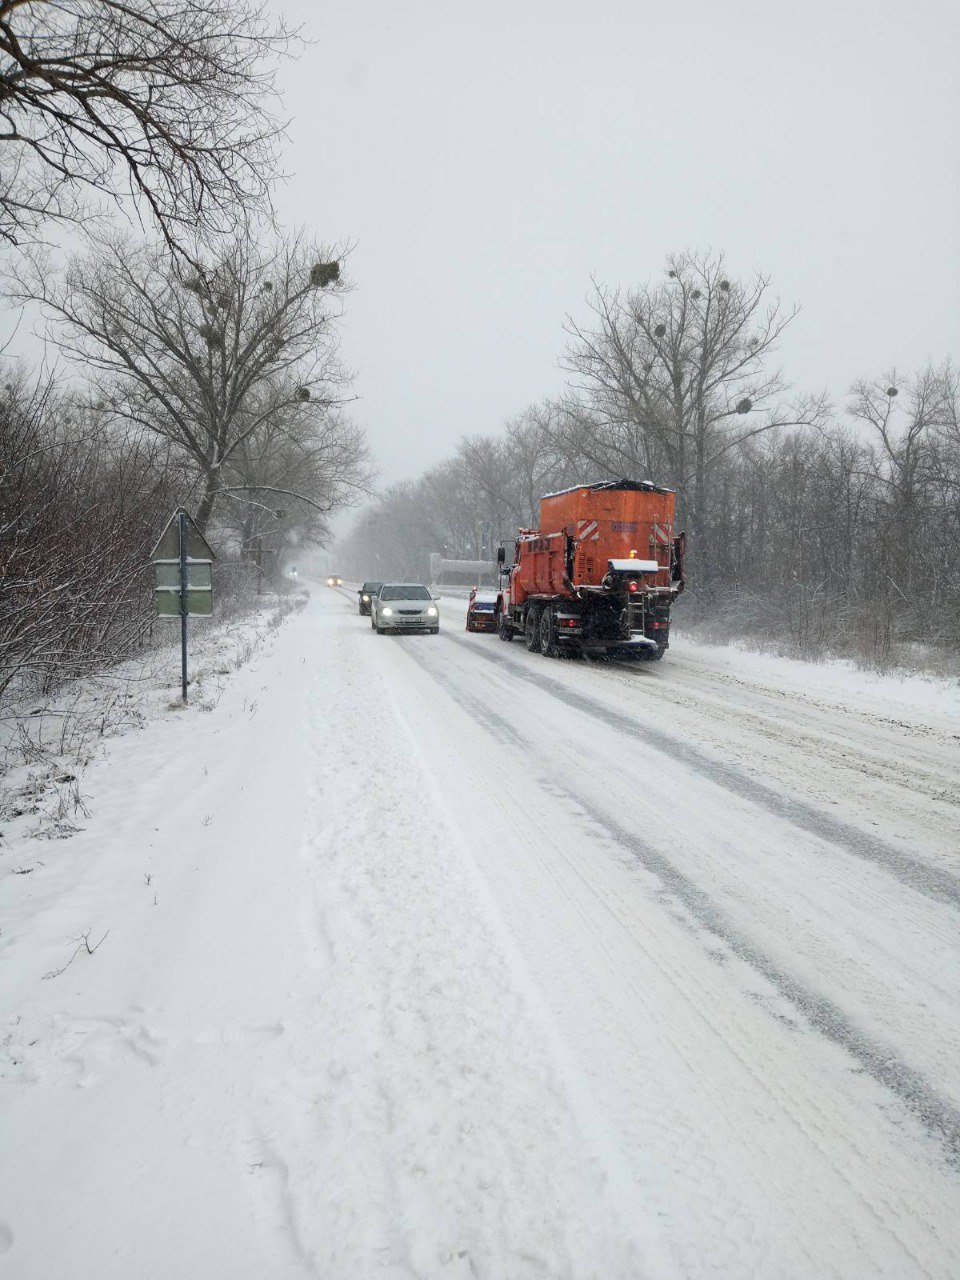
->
[179,510,188,702]
[150,508,216,703]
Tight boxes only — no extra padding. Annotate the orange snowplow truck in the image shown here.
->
[496,479,685,660]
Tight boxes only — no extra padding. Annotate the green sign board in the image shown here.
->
[155,588,213,617]
[150,509,215,620]
[155,561,212,590]
[151,511,216,563]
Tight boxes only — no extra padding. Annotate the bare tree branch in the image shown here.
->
[0,0,294,252]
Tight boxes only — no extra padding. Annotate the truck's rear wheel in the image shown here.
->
[539,607,559,658]
[524,605,541,651]
[497,611,514,641]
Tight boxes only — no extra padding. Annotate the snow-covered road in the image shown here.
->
[2,587,959,1278]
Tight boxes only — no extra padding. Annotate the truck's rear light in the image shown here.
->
[560,618,578,628]
[628,581,638,593]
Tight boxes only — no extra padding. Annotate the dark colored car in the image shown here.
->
[358,581,383,615]
[466,588,499,632]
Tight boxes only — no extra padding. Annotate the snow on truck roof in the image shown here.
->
[541,478,675,499]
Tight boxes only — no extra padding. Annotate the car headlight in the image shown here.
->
[381,607,393,616]
[362,594,370,601]
[426,606,438,616]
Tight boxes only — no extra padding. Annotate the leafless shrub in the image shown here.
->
[197,683,223,713]
[0,372,181,707]
[42,927,108,980]
[232,637,256,670]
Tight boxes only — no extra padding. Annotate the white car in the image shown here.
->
[371,583,439,634]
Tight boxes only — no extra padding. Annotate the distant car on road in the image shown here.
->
[357,581,383,615]
[466,588,499,632]
[371,583,439,635]
[326,575,343,587]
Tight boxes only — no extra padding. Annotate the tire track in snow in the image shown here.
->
[242,1123,317,1276]
[292,614,662,1278]
[600,655,960,800]
[406,646,960,1166]
[448,636,960,911]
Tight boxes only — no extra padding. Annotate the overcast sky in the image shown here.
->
[271,0,959,488]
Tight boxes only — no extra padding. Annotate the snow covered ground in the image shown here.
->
[2,584,959,1278]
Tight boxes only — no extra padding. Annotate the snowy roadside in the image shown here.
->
[0,592,308,859]
[0,591,322,1277]
[666,629,960,727]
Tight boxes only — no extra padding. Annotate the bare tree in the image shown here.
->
[12,227,367,533]
[563,251,827,577]
[501,402,575,527]
[456,434,514,552]
[220,395,371,585]
[924,360,960,485]
[847,368,949,651]
[0,0,293,251]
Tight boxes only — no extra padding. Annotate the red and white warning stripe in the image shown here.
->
[577,519,600,542]
[652,522,671,544]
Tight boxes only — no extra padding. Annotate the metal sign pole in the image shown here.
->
[151,508,214,678]
[178,510,188,702]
